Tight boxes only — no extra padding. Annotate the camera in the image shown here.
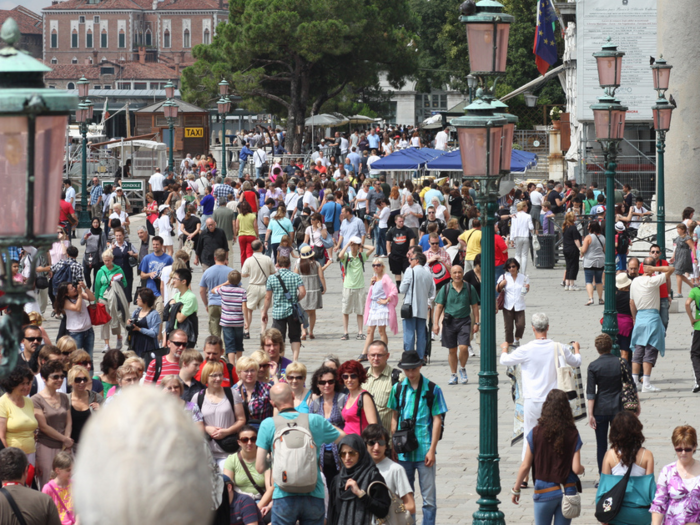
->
[443,313,454,323]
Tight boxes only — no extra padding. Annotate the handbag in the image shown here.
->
[86,251,97,268]
[532,235,541,251]
[35,275,50,290]
[275,274,309,329]
[392,376,422,455]
[400,268,414,319]
[554,343,577,400]
[618,358,639,412]
[496,289,505,311]
[320,230,334,249]
[88,302,112,326]
[594,462,633,523]
[367,480,414,525]
[560,484,582,519]
[237,451,266,497]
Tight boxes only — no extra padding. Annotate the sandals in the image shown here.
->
[243,332,251,340]
[356,333,366,340]
[340,333,349,341]
[585,299,594,306]
[309,334,315,340]
[301,334,307,341]
[599,299,605,305]
[357,354,369,362]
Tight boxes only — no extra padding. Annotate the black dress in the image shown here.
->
[130,311,157,356]
[111,241,134,302]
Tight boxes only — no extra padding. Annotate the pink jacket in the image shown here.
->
[364,273,399,334]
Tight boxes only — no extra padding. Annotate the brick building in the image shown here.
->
[44,60,178,89]
[0,7,43,59]
[42,0,227,78]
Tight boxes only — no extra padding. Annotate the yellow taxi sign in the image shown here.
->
[185,127,204,138]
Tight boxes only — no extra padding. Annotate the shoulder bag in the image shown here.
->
[594,460,633,523]
[237,451,266,498]
[88,302,112,326]
[561,483,582,519]
[496,275,506,312]
[391,376,422,455]
[400,269,414,319]
[367,480,413,525]
[275,273,309,329]
[0,487,28,525]
[618,358,639,412]
[554,343,577,400]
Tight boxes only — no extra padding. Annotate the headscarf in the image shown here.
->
[333,434,381,524]
[90,221,102,236]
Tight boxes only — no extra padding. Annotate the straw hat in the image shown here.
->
[299,244,314,259]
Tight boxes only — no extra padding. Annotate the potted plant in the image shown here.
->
[550,106,562,129]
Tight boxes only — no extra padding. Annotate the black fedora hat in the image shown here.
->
[397,350,423,370]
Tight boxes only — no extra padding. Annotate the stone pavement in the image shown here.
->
[41,214,699,524]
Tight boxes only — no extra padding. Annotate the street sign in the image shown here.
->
[185,127,204,138]
[101,180,144,191]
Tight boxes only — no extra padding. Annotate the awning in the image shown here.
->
[369,148,443,171]
[425,149,538,173]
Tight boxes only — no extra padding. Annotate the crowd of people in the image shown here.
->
[2,127,699,525]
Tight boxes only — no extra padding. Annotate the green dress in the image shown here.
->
[595,472,656,525]
[94,264,126,300]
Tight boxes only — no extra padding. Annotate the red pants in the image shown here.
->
[238,235,256,265]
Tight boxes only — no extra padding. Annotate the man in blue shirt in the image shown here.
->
[199,249,234,344]
[89,176,103,220]
[238,142,253,179]
[320,192,342,241]
[200,186,216,223]
[367,128,381,150]
[389,351,448,525]
[138,236,173,320]
[346,146,361,175]
[337,206,366,250]
[256,383,345,525]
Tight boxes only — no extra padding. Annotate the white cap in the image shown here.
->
[349,236,363,245]
[536,183,544,189]
[158,204,170,212]
[615,221,625,232]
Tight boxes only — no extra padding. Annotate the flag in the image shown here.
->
[533,0,558,76]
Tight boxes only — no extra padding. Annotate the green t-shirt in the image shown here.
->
[341,252,367,289]
[689,287,700,330]
[172,289,198,328]
[223,453,266,498]
[435,282,479,319]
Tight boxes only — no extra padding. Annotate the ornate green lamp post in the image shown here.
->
[0,18,77,378]
[452,2,515,524]
[164,81,178,174]
[591,38,627,357]
[650,56,674,259]
[75,76,93,229]
[217,79,231,178]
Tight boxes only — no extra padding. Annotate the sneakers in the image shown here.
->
[469,346,476,357]
[115,338,123,350]
[431,332,436,341]
[642,383,660,393]
[693,384,700,393]
[569,285,580,291]
[448,373,458,385]
[459,367,468,385]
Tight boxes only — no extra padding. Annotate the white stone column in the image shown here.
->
[658,0,700,220]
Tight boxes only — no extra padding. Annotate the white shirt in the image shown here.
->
[356,188,368,209]
[500,339,581,401]
[511,211,534,238]
[148,172,165,192]
[497,272,529,311]
[410,136,421,147]
[630,205,644,230]
[434,204,448,223]
[64,186,76,206]
[434,130,449,150]
[368,154,381,175]
[109,211,127,224]
[375,457,412,499]
[630,273,665,311]
[401,202,423,229]
[398,139,409,149]
[303,191,318,211]
[253,149,267,168]
[378,206,390,228]
[530,190,543,206]
[340,137,349,154]
[180,158,191,171]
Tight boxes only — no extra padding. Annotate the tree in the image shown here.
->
[182,0,420,153]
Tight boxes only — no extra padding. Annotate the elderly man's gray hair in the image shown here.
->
[74,387,213,525]
[137,226,148,234]
[531,312,549,332]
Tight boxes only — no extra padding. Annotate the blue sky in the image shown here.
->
[2,0,51,14]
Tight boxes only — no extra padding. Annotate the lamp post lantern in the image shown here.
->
[590,38,627,357]
[164,81,177,173]
[0,18,78,378]
[467,74,478,103]
[523,91,538,108]
[650,56,674,259]
[454,2,515,524]
[75,76,93,229]
[218,79,230,177]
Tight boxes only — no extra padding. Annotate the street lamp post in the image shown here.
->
[75,76,93,229]
[164,81,178,174]
[0,18,77,378]
[650,56,674,259]
[591,38,627,357]
[453,2,515,524]
[467,74,478,103]
[218,79,230,178]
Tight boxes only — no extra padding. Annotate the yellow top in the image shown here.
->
[0,393,38,454]
[237,212,258,237]
[459,229,482,262]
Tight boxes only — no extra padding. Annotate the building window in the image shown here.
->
[71,57,78,64]
[67,82,75,89]
[51,29,57,48]
[183,29,190,48]
[134,82,147,89]
[203,28,210,45]
[100,66,115,75]
[103,85,111,89]
[163,29,170,48]
[86,30,93,48]
[79,16,85,23]
[71,30,78,48]
[48,85,56,89]
[118,29,125,48]
[145,30,152,46]
[118,82,131,89]
[101,29,107,48]
[94,85,101,89]
[94,16,100,23]
[51,57,57,64]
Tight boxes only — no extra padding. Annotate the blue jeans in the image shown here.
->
[222,326,244,356]
[533,495,571,525]
[68,327,95,359]
[256,167,265,179]
[270,495,325,525]
[399,460,436,525]
[376,227,388,256]
[495,264,505,294]
[660,297,669,333]
[403,317,427,358]
[238,161,246,179]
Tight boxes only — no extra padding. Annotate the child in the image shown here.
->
[42,451,75,525]
[276,234,297,260]
[179,348,204,401]
[10,259,25,284]
[216,270,248,363]
[540,201,555,234]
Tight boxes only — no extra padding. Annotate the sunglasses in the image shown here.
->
[367,439,386,447]
[75,361,91,367]
[171,341,188,347]
[24,337,42,343]
[49,374,65,381]
[430,242,439,245]
[287,375,304,381]
[340,450,359,458]
[650,250,660,254]
[239,437,257,444]
[372,263,383,268]
[259,364,271,369]
[60,351,72,356]
[507,265,517,269]
[318,379,335,386]
[342,374,358,380]
[73,377,89,384]
[675,448,694,453]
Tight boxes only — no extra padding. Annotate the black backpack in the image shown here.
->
[394,379,445,441]
[616,230,630,255]
[295,215,311,246]
[51,262,73,294]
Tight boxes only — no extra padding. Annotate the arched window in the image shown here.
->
[51,57,57,64]
[145,29,152,46]
[118,28,125,48]
[183,29,190,48]
[67,82,75,89]
[71,57,78,64]
[71,29,78,48]
[203,28,210,45]
[101,28,107,48]
[86,28,93,48]
[163,29,170,48]
[51,29,57,48]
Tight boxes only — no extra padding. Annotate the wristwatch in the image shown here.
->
[357,489,367,499]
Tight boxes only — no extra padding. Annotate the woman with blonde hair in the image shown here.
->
[359,258,398,360]
[233,356,272,429]
[250,350,273,385]
[94,248,127,351]
[286,361,312,413]
[42,451,75,525]
[160,374,205,432]
[68,365,102,452]
[562,211,582,291]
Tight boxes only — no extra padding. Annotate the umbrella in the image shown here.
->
[347,114,375,124]
[305,114,345,127]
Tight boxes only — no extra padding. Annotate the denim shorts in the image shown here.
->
[584,267,603,284]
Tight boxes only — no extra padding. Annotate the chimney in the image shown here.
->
[173,52,181,65]
[175,64,180,76]
[138,46,145,64]
[84,57,91,65]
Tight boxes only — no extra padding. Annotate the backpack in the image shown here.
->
[394,380,445,441]
[363,366,402,386]
[616,230,630,255]
[271,412,318,493]
[52,261,73,294]
[356,391,384,432]
[295,215,312,246]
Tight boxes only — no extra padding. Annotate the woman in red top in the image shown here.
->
[239,181,259,213]
[144,193,159,236]
[338,360,377,436]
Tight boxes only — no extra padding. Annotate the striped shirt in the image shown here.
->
[219,285,247,327]
[90,184,103,205]
[213,183,235,203]
[362,365,403,433]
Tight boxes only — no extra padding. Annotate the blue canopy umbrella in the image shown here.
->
[369,147,444,171]
[425,148,537,172]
